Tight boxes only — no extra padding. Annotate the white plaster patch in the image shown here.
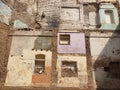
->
[5,56,34,86]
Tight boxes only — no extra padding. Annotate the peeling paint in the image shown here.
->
[0,1,11,25]
[99,3,120,30]
[13,19,28,29]
[5,50,52,86]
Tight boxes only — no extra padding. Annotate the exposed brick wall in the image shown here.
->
[0,22,9,83]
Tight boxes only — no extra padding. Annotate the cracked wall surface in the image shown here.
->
[0,0,120,90]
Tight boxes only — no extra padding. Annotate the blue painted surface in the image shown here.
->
[13,20,28,29]
[0,1,11,25]
[99,3,120,30]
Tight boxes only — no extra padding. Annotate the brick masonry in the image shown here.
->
[0,22,9,84]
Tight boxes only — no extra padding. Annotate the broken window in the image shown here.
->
[59,34,70,45]
[105,10,115,24]
[61,61,78,77]
[35,54,45,74]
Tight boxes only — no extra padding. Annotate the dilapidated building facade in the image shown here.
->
[0,0,120,90]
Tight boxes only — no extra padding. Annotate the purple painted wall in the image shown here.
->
[57,33,86,54]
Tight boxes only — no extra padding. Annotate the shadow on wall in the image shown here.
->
[33,12,60,50]
[33,36,53,51]
[92,25,120,90]
[47,12,60,29]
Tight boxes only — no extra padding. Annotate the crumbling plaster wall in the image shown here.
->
[83,4,100,29]
[60,4,84,30]
[5,50,52,86]
[21,0,84,29]
[99,3,120,30]
[37,0,61,29]
[0,1,11,25]
[57,55,88,88]
[78,0,97,3]
[5,56,33,86]
[90,31,120,89]
[9,31,53,55]
[0,22,9,83]
[1,0,119,30]
[1,0,36,28]
[62,0,77,6]
[99,0,117,2]
[5,31,52,86]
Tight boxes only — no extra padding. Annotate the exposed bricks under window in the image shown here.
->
[61,61,78,77]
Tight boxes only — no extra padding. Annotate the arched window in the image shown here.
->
[35,54,45,74]
[59,34,70,45]
[35,54,45,60]
[105,10,115,24]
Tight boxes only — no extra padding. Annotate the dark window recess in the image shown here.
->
[104,67,110,72]
[59,34,70,45]
[61,61,78,77]
[109,62,120,79]
[35,54,45,74]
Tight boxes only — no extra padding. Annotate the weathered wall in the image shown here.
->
[60,4,84,29]
[57,33,86,54]
[62,0,77,5]
[5,50,52,86]
[5,31,53,86]
[0,0,120,89]
[37,0,61,29]
[8,31,53,55]
[99,0,117,2]
[1,0,36,28]
[0,1,11,25]
[57,55,88,88]
[5,56,33,86]
[78,0,96,3]
[90,32,120,61]
[90,31,120,89]
[0,22,9,83]
[5,49,52,86]
[83,4,100,29]
[1,0,119,30]
[99,3,120,30]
